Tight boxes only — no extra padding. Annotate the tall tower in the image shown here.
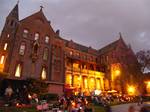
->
[0,3,19,72]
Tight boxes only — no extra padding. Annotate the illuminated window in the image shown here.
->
[96,79,101,89]
[76,52,80,57]
[70,51,73,55]
[34,33,39,40]
[15,64,21,77]
[23,29,29,38]
[45,36,49,43]
[83,77,88,89]
[73,75,80,87]
[65,74,72,85]
[0,55,5,64]
[7,34,10,38]
[43,48,48,60]
[4,43,8,50]
[41,67,46,80]
[89,78,95,90]
[19,42,26,55]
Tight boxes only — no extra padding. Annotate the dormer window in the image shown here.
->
[45,36,49,43]
[23,29,29,38]
[34,33,39,40]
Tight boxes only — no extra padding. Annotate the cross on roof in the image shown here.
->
[40,6,44,11]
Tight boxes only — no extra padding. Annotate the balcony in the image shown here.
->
[88,70,95,77]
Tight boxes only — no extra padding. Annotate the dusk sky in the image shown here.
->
[0,0,150,52]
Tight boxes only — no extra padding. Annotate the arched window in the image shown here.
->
[41,67,46,80]
[0,55,5,64]
[23,29,29,38]
[19,42,26,55]
[43,48,48,60]
[45,36,49,43]
[34,33,39,40]
[15,64,22,77]
[4,43,8,50]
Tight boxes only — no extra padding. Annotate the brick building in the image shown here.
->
[0,4,141,95]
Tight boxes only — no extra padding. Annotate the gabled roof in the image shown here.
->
[98,39,119,55]
[19,9,55,33]
[98,33,126,55]
[20,9,48,23]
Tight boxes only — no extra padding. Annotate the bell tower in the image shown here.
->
[0,3,19,72]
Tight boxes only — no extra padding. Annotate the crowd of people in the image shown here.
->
[0,85,150,112]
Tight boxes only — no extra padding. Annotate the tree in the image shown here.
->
[26,78,48,95]
[136,50,150,73]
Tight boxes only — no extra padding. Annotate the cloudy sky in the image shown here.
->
[0,0,150,52]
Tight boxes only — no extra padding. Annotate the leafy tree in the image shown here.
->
[26,78,48,95]
[136,50,150,73]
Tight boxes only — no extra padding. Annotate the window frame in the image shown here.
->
[43,47,49,61]
[19,42,26,56]
[14,63,22,78]
[41,66,47,80]
[34,33,40,40]
[4,43,8,50]
[22,29,29,38]
[45,36,50,43]
[0,55,5,64]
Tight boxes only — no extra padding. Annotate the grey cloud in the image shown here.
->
[0,0,150,52]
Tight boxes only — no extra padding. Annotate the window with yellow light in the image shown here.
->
[65,74,72,85]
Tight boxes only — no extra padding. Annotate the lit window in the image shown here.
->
[96,79,101,90]
[65,74,72,85]
[45,36,49,43]
[19,42,26,55]
[7,34,10,38]
[0,55,5,64]
[34,33,39,40]
[43,48,48,60]
[70,51,73,55]
[89,78,95,90]
[41,67,46,80]
[4,43,8,50]
[83,78,88,89]
[23,29,29,38]
[76,52,80,57]
[15,64,21,77]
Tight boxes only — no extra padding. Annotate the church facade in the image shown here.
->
[0,4,141,95]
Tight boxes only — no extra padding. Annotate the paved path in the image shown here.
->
[111,102,150,112]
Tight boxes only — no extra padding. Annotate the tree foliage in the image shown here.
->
[136,50,150,72]
[26,78,48,95]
